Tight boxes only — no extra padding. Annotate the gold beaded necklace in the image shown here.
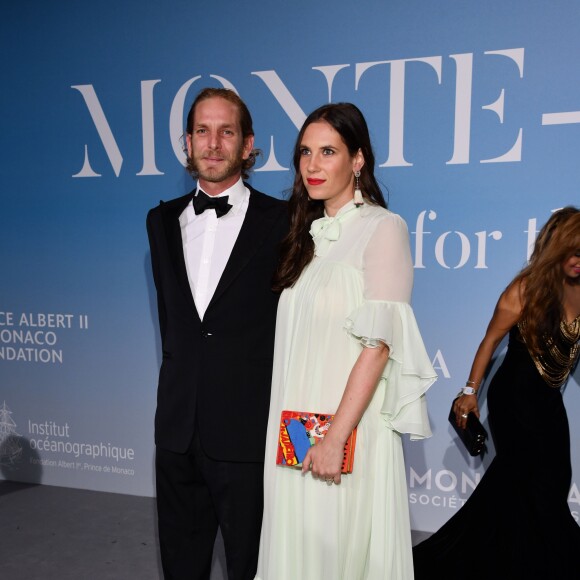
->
[519,315,580,388]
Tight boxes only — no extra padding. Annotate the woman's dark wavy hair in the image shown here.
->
[513,206,580,354]
[184,87,259,180]
[272,102,387,291]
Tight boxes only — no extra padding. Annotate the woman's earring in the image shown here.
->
[354,170,363,207]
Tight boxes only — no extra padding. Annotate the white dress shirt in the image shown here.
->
[179,178,250,319]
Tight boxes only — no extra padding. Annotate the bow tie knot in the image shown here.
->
[309,216,342,257]
[309,204,361,257]
[310,216,341,241]
[192,191,232,218]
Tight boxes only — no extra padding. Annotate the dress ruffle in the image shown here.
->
[345,300,437,440]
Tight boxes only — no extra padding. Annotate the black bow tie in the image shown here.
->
[192,191,232,218]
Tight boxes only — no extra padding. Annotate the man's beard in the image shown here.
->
[191,146,244,183]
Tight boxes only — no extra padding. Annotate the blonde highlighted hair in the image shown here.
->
[514,206,580,354]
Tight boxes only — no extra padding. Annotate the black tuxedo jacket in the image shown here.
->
[147,185,288,462]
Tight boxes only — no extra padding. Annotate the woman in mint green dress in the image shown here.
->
[255,103,437,580]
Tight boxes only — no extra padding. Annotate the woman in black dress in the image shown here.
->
[413,206,580,579]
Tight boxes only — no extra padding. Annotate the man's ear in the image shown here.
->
[242,135,255,160]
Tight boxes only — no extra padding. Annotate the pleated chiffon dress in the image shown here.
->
[256,201,437,580]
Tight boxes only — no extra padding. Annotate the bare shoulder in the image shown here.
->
[497,279,524,318]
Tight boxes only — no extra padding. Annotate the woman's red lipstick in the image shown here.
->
[307,178,325,185]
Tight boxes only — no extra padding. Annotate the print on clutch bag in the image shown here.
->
[276,410,357,474]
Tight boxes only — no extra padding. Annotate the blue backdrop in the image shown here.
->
[1,0,579,532]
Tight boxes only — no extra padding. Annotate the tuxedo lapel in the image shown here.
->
[208,190,278,310]
[160,191,198,314]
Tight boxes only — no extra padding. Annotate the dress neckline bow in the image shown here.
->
[309,201,360,257]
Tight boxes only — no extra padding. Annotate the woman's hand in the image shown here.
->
[301,436,344,485]
[453,394,479,429]
[299,342,389,486]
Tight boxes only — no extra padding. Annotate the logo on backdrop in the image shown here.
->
[409,210,546,269]
[408,466,580,522]
[0,311,90,364]
[0,401,23,468]
[71,46,579,179]
[26,415,137,477]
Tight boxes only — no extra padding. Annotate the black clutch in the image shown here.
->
[448,399,488,456]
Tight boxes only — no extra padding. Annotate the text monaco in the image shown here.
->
[409,468,580,514]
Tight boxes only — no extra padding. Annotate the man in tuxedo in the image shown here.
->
[146,87,288,580]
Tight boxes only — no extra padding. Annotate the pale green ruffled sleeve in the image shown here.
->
[345,300,437,440]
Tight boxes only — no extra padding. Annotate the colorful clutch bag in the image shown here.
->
[276,410,357,473]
